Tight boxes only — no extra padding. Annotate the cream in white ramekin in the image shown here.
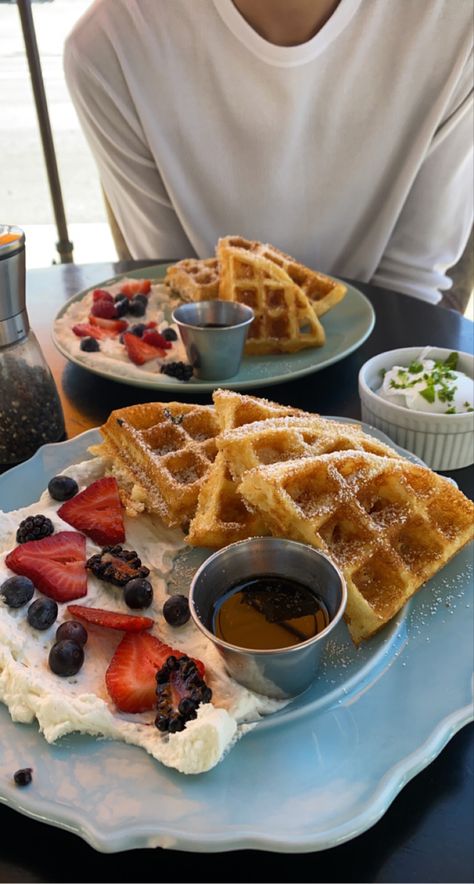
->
[358,347,474,470]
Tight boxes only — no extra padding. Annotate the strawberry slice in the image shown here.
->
[105,632,205,713]
[89,315,128,333]
[120,280,151,299]
[92,289,114,303]
[142,330,172,350]
[72,322,112,341]
[58,477,125,546]
[122,332,166,365]
[67,605,153,633]
[91,299,118,320]
[5,532,87,602]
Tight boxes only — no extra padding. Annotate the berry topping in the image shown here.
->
[129,323,147,337]
[86,545,150,587]
[155,655,212,733]
[114,297,129,317]
[67,604,153,632]
[89,315,128,333]
[80,337,100,352]
[160,362,194,382]
[90,299,118,320]
[163,594,190,627]
[105,632,205,713]
[27,597,58,630]
[120,280,151,298]
[0,575,35,608]
[16,515,54,544]
[127,297,147,317]
[162,327,178,341]
[49,639,84,677]
[58,477,125,546]
[48,475,79,502]
[56,619,88,646]
[142,330,172,349]
[5,532,87,602]
[93,289,114,303]
[124,578,153,610]
[72,322,113,341]
[122,332,166,365]
[13,768,33,787]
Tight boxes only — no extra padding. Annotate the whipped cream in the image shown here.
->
[53,278,190,383]
[0,457,286,774]
[377,350,473,415]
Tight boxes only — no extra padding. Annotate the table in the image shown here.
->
[1,261,473,883]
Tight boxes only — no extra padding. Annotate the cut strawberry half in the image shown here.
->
[92,289,114,303]
[120,280,151,299]
[67,605,153,633]
[91,299,118,320]
[105,632,205,713]
[72,322,112,341]
[89,315,128,333]
[58,477,125,546]
[5,531,87,602]
[142,330,172,350]
[122,332,166,365]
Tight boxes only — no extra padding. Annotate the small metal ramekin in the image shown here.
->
[172,300,254,379]
[189,537,347,699]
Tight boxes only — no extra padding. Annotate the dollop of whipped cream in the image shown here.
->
[376,349,474,415]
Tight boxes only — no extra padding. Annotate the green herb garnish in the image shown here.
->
[420,386,436,404]
[408,361,423,374]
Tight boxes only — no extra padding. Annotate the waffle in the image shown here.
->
[95,402,219,527]
[238,451,474,644]
[187,391,309,547]
[217,236,347,317]
[164,258,220,302]
[217,240,325,354]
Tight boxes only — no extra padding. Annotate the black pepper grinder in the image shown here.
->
[0,225,65,468]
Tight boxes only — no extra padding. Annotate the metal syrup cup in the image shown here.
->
[189,537,347,699]
[172,300,254,379]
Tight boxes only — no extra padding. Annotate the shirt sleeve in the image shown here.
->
[63,40,195,261]
[372,65,474,305]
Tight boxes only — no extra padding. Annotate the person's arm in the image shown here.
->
[64,40,194,260]
[372,62,473,304]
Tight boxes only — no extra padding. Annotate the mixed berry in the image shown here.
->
[16,514,54,544]
[86,545,150,587]
[155,655,212,734]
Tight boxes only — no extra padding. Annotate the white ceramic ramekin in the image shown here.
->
[358,347,474,470]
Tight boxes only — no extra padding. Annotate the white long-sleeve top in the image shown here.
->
[64,0,474,304]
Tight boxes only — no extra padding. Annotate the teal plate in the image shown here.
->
[52,265,375,391]
[0,428,472,853]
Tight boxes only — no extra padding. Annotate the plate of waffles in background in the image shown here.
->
[0,390,472,852]
[52,236,375,391]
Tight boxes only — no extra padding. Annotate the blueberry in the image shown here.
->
[13,768,33,787]
[48,475,79,502]
[114,297,129,317]
[0,576,35,608]
[48,639,84,677]
[27,597,58,630]
[80,337,100,352]
[129,323,147,337]
[163,594,190,627]
[162,327,178,342]
[127,297,146,317]
[124,578,153,609]
[55,620,88,647]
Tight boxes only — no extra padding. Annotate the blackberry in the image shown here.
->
[27,597,58,630]
[80,337,100,352]
[162,327,178,342]
[163,594,190,627]
[13,768,33,787]
[124,578,153,609]
[155,655,212,734]
[160,362,193,382]
[0,575,35,608]
[49,639,84,677]
[56,620,88,647]
[16,515,54,544]
[86,545,150,587]
[48,475,78,501]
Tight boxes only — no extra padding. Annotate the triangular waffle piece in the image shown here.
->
[187,391,310,547]
[217,240,325,354]
[96,402,219,528]
[164,258,219,302]
[238,451,474,644]
[218,236,346,317]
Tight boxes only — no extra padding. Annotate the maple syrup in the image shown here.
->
[212,575,330,650]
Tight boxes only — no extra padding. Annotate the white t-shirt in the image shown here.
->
[64,0,474,304]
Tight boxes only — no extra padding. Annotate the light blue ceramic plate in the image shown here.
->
[52,265,375,392]
[0,428,472,854]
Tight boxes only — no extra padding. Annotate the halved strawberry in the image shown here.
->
[72,322,112,341]
[122,332,166,365]
[91,299,118,320]
[67,605,153,632]
[92,289,114,303]
[5,532,87,602]
[142,330,172,350]
[120,280,151,299]
[58,477,125,546]
[89,315,128,333]
[105,632,205,713]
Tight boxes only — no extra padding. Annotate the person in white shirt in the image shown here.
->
[64,0,474,305]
